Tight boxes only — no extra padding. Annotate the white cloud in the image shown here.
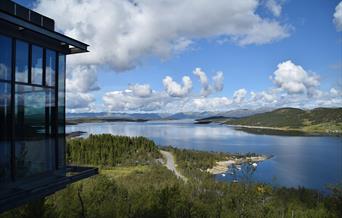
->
[330,87,342,97]
[193,68,211,96]
[334,1,342,31]
[128,84,152,97]
[213,71,224,92]
[35,0,290,71]
[190,97,232,111]
[103,90,167,112]
[66,92,95,110]
[233,88,247,103]
[65,65,99,111]
[162,76,193,97]
[102,87,233,112]
[250,90,277,103]
[272,60,320,95]
[101,82,341,113]
[266,0,282,17]
[66,65,99,93]
[193,68,225,96]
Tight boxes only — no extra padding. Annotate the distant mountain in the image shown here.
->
[66,108,273,121]
[165,112,214,120]
[217,108,273,118]
[67,112,168,120]
[224,107,342,135]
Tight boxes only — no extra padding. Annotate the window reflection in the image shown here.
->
[15,40,29,83]
[15,85,55,178]
[0,82,11,183]
[58,54,66,168]
[31,45,43,85]
[0,35,64,180]
[46,49,56,86]
[0,35,12,81]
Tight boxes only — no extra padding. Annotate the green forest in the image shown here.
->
[1,134,341,218]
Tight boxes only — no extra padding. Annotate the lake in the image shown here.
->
[66,120,342,191]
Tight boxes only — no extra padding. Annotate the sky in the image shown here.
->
[17,0,342,113]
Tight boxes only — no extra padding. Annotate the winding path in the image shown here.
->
[160,150,188,182]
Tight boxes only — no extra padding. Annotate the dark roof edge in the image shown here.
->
[0,11,89,54]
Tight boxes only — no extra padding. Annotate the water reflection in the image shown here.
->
[67,120,342,191]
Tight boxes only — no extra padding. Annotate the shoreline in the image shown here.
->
[207,155,269,175]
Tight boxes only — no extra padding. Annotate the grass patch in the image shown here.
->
[101,165,150,179]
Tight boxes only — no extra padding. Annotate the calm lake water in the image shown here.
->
[66,120,342,191]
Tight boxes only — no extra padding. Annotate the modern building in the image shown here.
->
[0,0,97,212]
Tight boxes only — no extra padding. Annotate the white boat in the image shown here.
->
[252,163,258,167]
[221,173,226,177]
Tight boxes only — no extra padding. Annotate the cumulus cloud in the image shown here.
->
[334,1,342,31]
[128,84,152,97]
[193,68,211,96]
[193,68,225,96]
[103,90,167,112]
[233,88,248,103]
[213,71,224,92]
[102,86,233,112]
[66,65,99,93]
[250,90,277,104]
[272,60,320,95]
[65,65,99,111]
[66,92,95,110]
[101,82,341,113]
[35,0,290,71]
[330,87,342,97]
[190,97,232,111]
[162,76,193,97]
[266,0,282,17]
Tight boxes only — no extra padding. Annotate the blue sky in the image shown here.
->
[18,0,342,113]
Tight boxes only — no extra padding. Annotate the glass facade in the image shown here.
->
[0,33,66,183]
[58,54,66,169]
[31,45,43,85]
[45,49,56,87]
[15,85,55,178]
[0,83,11,184]
[15,40,29,83]
[0,35,12,81]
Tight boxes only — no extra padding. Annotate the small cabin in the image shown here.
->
[0,0,97,212]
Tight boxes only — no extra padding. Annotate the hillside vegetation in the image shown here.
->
[1,134,341,218]
[67,134,161,166]
[224,107,342,135]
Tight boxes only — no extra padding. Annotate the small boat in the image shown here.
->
[252,163,258,167]
[236,165,241,171]
[221,173,226,177]
[233,179,238,183]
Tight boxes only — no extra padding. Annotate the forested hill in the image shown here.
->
[67,134,161,166]
[224,107,342,134]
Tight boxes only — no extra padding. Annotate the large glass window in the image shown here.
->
[0,82,11,183]
[0,36,65,181]
[15,40,29,83]
[58,54,66,168]
[46,49,56,86]
[31,45,43,85]
[15,85,55,178]
[0,35,12,81]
